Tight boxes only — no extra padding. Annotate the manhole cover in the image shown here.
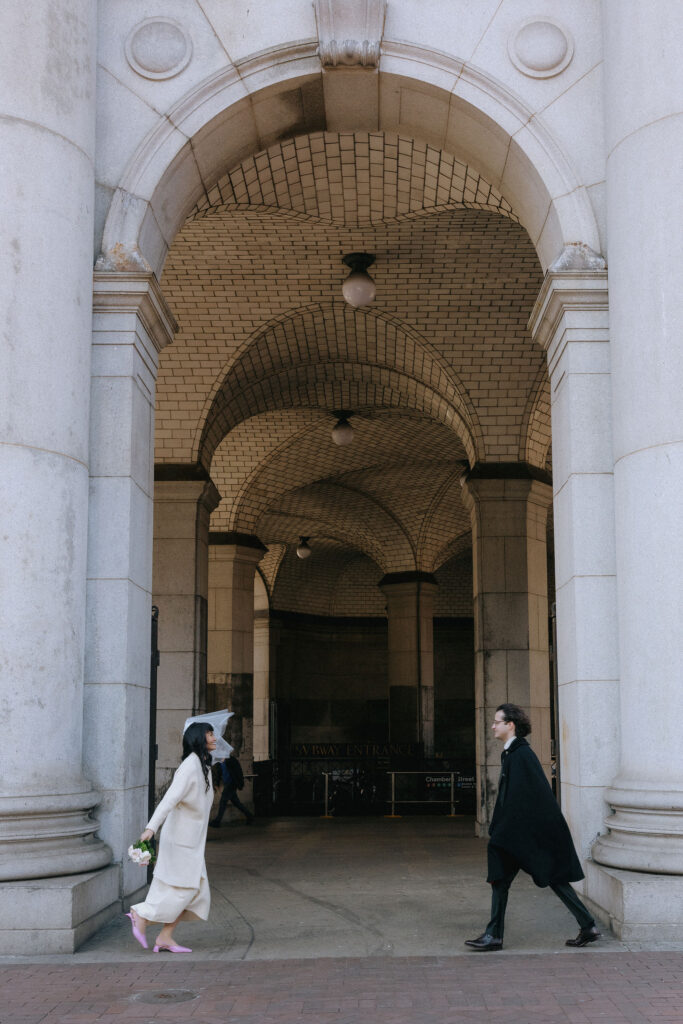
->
[133,989,198,1005]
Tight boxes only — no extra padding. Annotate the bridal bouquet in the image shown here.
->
[127,839,156,866]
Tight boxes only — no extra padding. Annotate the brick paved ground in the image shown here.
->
[2,953,683,1024]
[4,821,682,1022]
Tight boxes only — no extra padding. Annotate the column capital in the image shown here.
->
[209,532,267,565]
[93,271,178,353]
[210,531,267,552]
[154,467,221,514]
[378,571,438,593]
[461,463,552,512]
[465,461,551,484]
[528,268,608,374]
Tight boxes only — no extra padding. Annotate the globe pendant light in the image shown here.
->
[341,253,376,307]
[331,410,354,446]
[296,536,312,559]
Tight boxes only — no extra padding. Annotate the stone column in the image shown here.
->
[87,273,176,901]
[529,265,620,878]
[590,3,683,905]
[379,573,438,756]
[461,466,553,833]
[0,2,115,951]
[207,535,266,795]
[153,470,220,791]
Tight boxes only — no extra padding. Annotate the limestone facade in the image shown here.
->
[1,0,681,950]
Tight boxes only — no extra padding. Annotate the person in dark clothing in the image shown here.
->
[209,755,254,826]
[465,703,600,951]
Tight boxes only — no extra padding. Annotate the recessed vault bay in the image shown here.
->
[152,130,550,820]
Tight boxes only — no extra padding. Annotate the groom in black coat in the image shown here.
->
[465,703,600,951]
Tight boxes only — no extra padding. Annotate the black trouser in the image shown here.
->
[214,786,252,823]
[486,867,594,940]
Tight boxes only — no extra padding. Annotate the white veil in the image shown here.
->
[183,709,234,763]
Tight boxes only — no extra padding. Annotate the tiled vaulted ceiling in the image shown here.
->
[158,132,550,608]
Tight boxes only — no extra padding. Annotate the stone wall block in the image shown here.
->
[478,536,506,592]
[153,540,201,595]
[156,594,198,653]
[555,575,619,685]
[503,536,529,593]
[481,649,509,707]
[481,593,530,650]
[503,650,531,705]
[554,474,616,587]
[88,477,152,590]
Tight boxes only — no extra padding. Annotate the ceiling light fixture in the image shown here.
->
[341,252,376,307]
[331,410,354,446]
[296,536,312,559]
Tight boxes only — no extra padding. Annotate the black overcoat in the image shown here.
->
[487,737,584,887]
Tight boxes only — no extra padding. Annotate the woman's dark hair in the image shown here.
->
[182,722,214,791]
[497,703,531,738]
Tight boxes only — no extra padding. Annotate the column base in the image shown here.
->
[0,865,121,954]
[591,782,683,874]
[585,860,683,941]
[0,790,113,881]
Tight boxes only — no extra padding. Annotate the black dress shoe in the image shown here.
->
[566,924,600,947]
[464,933,503,951]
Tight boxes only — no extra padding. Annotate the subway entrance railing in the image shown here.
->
[322,769,476,818]
[256,756,476,816]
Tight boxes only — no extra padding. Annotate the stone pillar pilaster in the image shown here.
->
[590,2,683,894]
[253,612,271,763]
[207,535,266,795]
[88,273,176,898]
[529,266,620,875]
[153,470,220,791]
[462,466,553,833]
[379,573,438,756]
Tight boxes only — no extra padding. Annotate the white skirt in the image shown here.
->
[132,872,210,924]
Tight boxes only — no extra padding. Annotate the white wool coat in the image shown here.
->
[146,753,215,889]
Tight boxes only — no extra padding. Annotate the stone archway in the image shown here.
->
[98,58,600,277]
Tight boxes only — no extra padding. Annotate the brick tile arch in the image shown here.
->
[434,548,474,617]
[270,541,384,617]
[334,460,468,572]
[197,302,480,467]
[210,409,328,528]
[416,469,471,574]
[519,362,552,468]
[159,206,544,470]
[190,132,518,228]
[330,556,386,617]
[257,543,286,596]
[210,412,469,568]
[432,529,474,577]
[273,480,415,573]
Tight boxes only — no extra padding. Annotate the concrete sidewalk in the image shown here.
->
[3,817,680,964]
[2,818,682,1024]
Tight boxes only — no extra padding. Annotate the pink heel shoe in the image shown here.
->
[153,943,192,953]
[125,911,148,950]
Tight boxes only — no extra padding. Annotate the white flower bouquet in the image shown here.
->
[127,839,156,866]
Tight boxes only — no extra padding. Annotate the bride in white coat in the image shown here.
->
[126,721,217,953]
